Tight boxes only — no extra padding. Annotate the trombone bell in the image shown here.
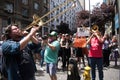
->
[91,25,99,32]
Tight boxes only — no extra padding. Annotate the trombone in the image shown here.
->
[82,24,99,34]
[83,25,101,47]
[24,0,76,31]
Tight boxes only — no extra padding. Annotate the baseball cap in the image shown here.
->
[49,31,57,37]
[65,33,69,36]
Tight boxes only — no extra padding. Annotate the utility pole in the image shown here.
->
[89,0,91,27]
[117,0,120,53]
[84,0,85,10]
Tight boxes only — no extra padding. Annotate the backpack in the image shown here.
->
[67,58,81,80]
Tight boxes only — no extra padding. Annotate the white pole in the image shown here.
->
[117,0,120,53]
[89,0,91,27]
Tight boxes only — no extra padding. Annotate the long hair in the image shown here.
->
[4,24,18,40]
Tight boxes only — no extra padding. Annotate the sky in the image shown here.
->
[85,0,103,10]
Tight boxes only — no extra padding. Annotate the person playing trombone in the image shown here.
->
[2,24,39,80]
[86,29,105,80]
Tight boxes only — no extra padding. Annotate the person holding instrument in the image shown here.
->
[2,24,40,80]
[43,31,60,80]
[87,30,105,80]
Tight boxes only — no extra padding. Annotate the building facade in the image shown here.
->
[0,0,49,37]
[104,0,119,35]
[49,0,83,32]
[79,0,85,10]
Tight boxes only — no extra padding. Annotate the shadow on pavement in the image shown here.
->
[109,65,120,69]
[35,70,45,76]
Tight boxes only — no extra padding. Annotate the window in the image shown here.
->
[22,8,28,17]
[22,0,28,5]
[57,19,59,22]
[4,2,13,13]
[44,0,47,4]
[21,23,28,29]
[34,2,39,10]
[61,16,62,19]
[2,19,8,33]
[44,27,48,34]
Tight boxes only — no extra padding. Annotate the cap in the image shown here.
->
[65,33,69,36]
[49,31,57,37]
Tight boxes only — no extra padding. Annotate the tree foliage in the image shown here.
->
[57,21,71,34]
[76,2,115,31]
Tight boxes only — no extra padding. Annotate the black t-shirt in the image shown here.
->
[19,46,35,80]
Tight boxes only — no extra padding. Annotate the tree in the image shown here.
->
[76,2,115,32]
[57,21,71,34]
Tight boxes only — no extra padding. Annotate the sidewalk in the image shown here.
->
[35,59,120,80]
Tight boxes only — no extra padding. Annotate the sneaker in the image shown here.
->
[40,67,44,71]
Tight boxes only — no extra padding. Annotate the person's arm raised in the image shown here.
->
[20,27,39,50]
[94,32,104,43]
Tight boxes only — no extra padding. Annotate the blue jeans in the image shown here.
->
[89,57,103,80]
[40,49,45,67]
[46,63,57,75]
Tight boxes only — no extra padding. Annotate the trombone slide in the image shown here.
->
[24,0,76,31]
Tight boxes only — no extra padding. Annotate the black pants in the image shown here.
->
[62,48,71,69]
[103,49,110,66]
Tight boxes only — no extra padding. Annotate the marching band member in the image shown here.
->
[87,30,105,80]
[2,24,39,80]
[73,34,86,69]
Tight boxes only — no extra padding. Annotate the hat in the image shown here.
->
[49,31,57,36]
[65,33,69,36]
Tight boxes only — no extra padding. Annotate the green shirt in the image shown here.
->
[44,40,60,63]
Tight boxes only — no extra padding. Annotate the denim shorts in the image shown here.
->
[46,63,57,75]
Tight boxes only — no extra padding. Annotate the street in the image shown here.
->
[35,59,120,80]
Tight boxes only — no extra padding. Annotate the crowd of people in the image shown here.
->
[0,23,119,80]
